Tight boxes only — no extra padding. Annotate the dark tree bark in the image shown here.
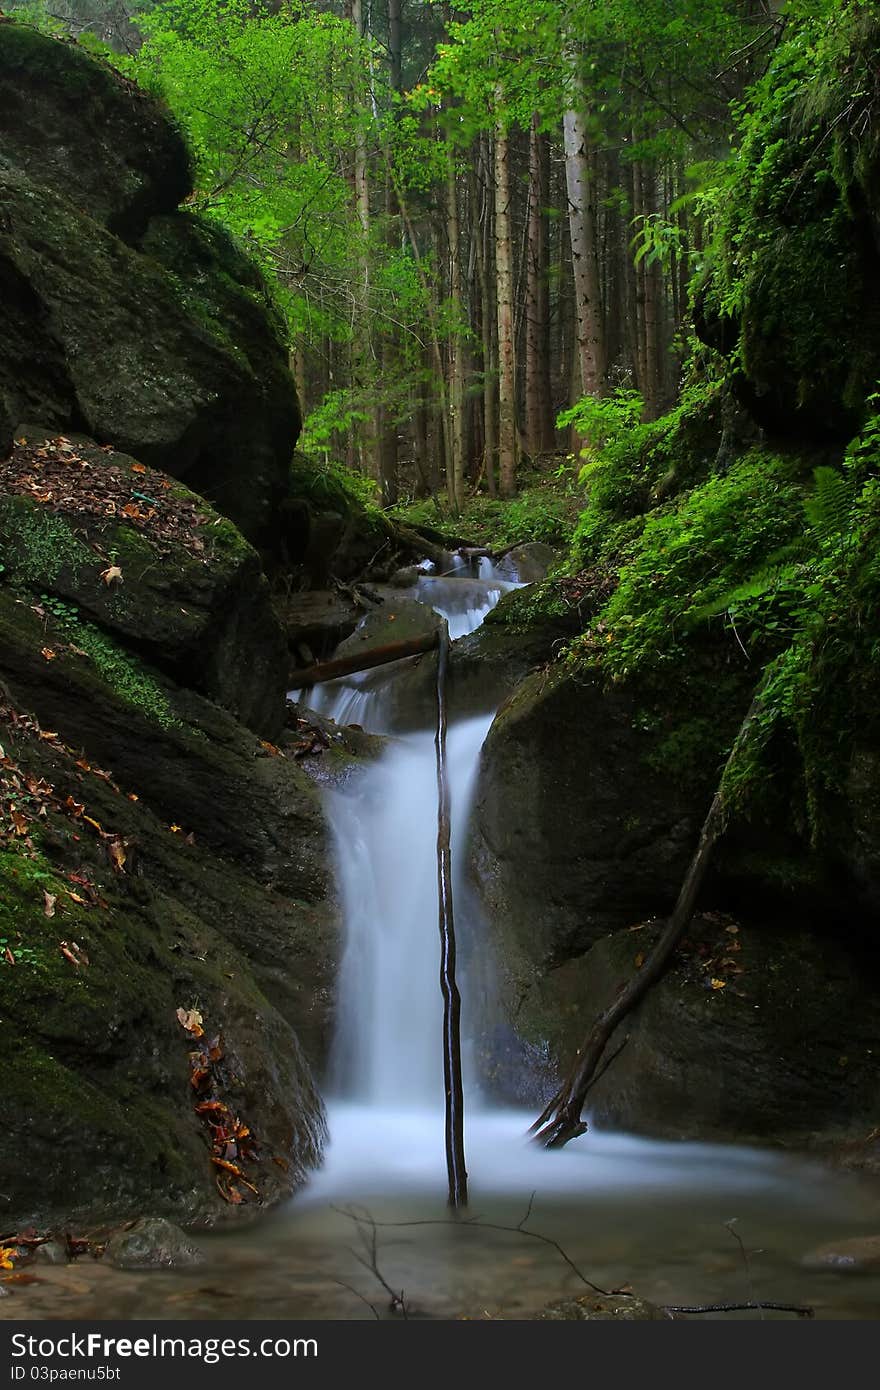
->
[434,622,468,1207]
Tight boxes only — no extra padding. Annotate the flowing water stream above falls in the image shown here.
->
[7,562,880,1321]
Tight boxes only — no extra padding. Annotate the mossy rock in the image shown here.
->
[0,23,191,241]
[0,437,288,736]
[0,157,297,553]
[0,587,340,1227]
[523,917,880,1146]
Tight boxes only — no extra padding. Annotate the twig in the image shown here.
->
[663,1301,813,1318]
[726,1218,763,1320]
[340,1199,619,1297]
[330,1279,381,1320]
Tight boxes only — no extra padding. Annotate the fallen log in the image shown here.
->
[530,693,762,1149]
[290,631,439,688]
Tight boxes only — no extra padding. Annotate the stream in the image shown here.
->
[6,561,880,1321]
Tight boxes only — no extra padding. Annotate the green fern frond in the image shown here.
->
[803,465,854,540]
[692,562,802,621]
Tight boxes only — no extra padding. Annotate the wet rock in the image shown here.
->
[802,1236,880,1273]
[480,913,880,1143]
[106,1218,206,1271]
[1,590,332,1228]
[336,595,444,655]
[537,1293,666,1320]
[471,665,705,977]
[280,590,360,665]
[496,541,557,584]
[32,1240,68,1267]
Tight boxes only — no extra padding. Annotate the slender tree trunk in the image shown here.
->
[447,158,465,510]
[637,159,662,420]
[494,112,517,498]
[525,115,555,458]
[435,622,467,1208]
[563,80,606,399]
[475,135,497,495]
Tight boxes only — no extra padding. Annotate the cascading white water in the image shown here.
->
[296,562,512,1104]
[328,712,494,1104]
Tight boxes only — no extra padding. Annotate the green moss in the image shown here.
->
[0,501,93,588]
[485,579,569,634]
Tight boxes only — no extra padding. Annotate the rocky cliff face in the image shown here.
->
[0,25,334,1227]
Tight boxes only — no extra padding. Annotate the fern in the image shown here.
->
[693,563,802,621]
[803,465,855,540]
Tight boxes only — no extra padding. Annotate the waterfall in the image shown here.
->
[292,563,514,1111]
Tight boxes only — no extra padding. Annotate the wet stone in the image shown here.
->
[802,1235,880,1273]
[32,1240,68,1266]
[537,1293,666,1320]
[105,1217,206,1271]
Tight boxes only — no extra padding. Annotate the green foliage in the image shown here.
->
[3,510,91,588]
[43,600,178,729]
[394,465,582,551]
[290,453,381,517]
[695,1,880,427]
[568,378,725,562]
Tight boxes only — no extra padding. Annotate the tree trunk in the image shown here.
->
[563,86,606,399]
[494,112,517,498]
[524,115,555,458]
[447,158,465,510]
[434,621,468,1208]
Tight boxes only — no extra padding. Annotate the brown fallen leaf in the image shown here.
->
[40,647,57,661]
[60,941,89,968]
[176,1006,204,1037]
[100,565,123,586]
[3,947,14,967]
[43,891,57,919]
[709,978,726,990]
[107,837,126,872]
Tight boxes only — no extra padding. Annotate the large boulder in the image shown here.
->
[0,22,191,240]
[0,26,299,552]
[0,588,337,1227]
[0,433,287,736]
[470,665,709,975]
[507,916,880,1147]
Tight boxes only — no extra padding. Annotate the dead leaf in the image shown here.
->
[634,952,645,968]
[709,978,726,990]
[100,565,123,586]
[130,463,147,475]
[3,947,14,966]
[60,941,89,968]
[43,891,57,919]
[40,647,57,661]
[107,838,126,872]
[176,1006,204,1037]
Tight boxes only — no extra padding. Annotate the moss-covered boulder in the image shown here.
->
[696,7,880,441]
[470,664,710,975]
[0,587,338,1227]
[0,26,299,552]
[512,916,880,1146]
[0,23,191,240]
[0,433,287,736]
